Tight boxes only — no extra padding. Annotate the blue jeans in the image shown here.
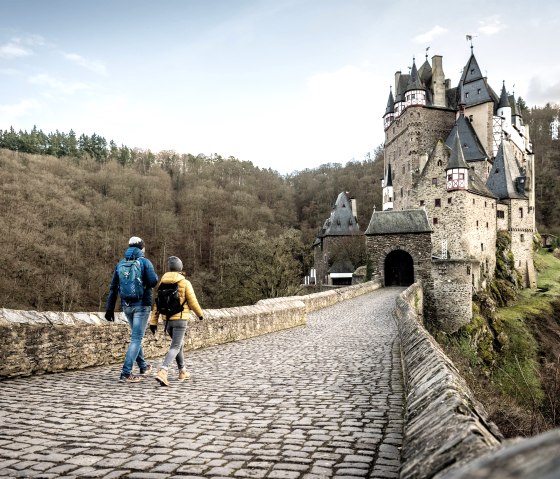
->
[121,304,151,376]
[161,320,188,370]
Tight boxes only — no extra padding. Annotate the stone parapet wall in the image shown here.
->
[0,280,381,379]
[258,278,382,312]
[393,283,503,479]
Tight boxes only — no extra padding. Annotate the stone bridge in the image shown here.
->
[0,282,559,479]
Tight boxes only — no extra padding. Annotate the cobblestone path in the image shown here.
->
[0,287,404,479]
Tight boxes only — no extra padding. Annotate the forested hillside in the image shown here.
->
[0,140,383,312]
[1,102,557,313]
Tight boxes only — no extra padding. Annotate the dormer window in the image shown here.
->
[470,68,475,74]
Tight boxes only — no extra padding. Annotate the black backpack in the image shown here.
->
[156,282,187,335]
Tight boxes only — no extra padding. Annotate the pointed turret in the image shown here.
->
[497,81,512,125]
[458,51,495,107]
[446,131,469,191]
[382,163,394,211]
[384,87,395,129]
[510,91,523,128]
[404,57,427,107]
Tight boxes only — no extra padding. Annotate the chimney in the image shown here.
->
[350,198,358,220]
[394,71,401,96]
[432,55,446,107]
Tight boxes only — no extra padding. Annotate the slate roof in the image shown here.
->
[458,53,499,108]
[315,192,361,239]
[365,209,431,235]
[385,163,393,187]
[328,259,355,274]
[395,73,410,103]
[418,59,432,85]
[385,88,395,115]
[486,141,527,199]
[446,131,469,169]
[445,114,488,163]
[498,82,509,109]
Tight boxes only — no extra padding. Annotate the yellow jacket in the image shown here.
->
[149,272,203,325]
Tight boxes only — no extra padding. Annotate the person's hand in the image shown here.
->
[105,310,115,322]
[149,325,157,335]
[198,316,204,321]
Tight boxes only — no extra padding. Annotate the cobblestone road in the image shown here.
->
[0,287,405,479]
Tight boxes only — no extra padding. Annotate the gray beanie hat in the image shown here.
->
[168,256,183,272]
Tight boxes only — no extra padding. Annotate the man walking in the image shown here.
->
[105,236,159,382]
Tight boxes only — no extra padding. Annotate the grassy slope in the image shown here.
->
[439,248,560,437]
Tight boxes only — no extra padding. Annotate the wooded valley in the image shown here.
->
[0,102,557,312]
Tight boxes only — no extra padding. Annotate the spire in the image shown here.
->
[406,57,422,91]
[511,90,522,117]
[385,87,395,115]
[447,130,469,170]
[498,81,509,109]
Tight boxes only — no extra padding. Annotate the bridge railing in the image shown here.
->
[0,278,382,379]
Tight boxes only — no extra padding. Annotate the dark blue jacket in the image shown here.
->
[106,247,159,310]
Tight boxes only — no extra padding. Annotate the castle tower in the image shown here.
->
[497,81,512,126]
[382,163,394,211]
[384,87,395,130]
[446,131,469,191]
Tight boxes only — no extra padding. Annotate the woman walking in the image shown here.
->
[149,256,204,386]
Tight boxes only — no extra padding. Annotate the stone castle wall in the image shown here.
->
[385,106,456,210]
[393,283,502,479]
[0,280,382,379]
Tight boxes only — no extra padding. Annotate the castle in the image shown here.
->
[313,46,536,332]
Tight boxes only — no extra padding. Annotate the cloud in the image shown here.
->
[0,99,39,117]
[413,25,448,44]
[63,52,107,75]
[28,73,90,94]
[527,76,560,105]
[478,16,506,35]
[0,35,45,59]
[0,41,31,59]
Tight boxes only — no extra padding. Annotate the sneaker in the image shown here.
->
[155,368,169,387]
[140,364,153,375]
[119,373,142,383]
[178,369,190,381]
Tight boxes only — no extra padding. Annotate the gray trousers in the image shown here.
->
[161,320,188,370]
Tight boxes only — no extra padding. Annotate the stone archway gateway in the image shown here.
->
[384,249,414,286]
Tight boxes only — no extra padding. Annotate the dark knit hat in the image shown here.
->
[128,236,145,250]
[168,256,183,272]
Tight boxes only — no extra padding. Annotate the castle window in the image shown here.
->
[473,199,476,205]
[433,218,438,225]
[402,165,405,174]
[420,200,425,206]
[486,222,489,228]
[469,115,473,122]
[521,234,525,242]
[470,68,475,74]
[447,174,453,181]
[477,89,481,94]
[476,221,479,227]
[448,197,452,204]
[497,210,505,219]
[432,178,438,186]
[400,188,403,198]
[437,160,442,166]
[467,266,471,275]
[519,208,524,218]
[481,243,484,251]
[485,201,487,207]
[435,198,441,207]
[459,173,465,180]
[465,92,469,98]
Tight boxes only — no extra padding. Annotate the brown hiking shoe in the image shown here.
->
[178,369,190,381]
[119,373,142,383]
[155,368,169,386]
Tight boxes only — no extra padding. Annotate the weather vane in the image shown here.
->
[425,46,430,60]
[465,34,477,52]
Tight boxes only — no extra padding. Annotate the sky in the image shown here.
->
[1,0,559,175]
